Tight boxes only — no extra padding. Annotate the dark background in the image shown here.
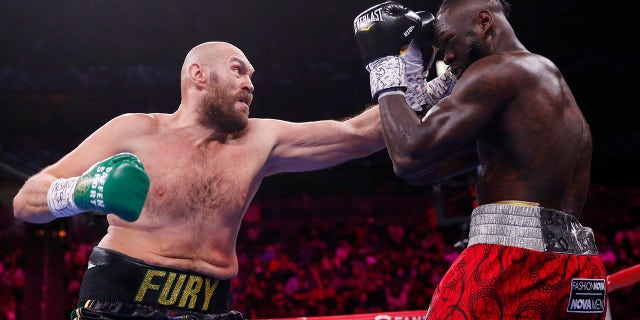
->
[1,0,638,195]
[0,2,639,319]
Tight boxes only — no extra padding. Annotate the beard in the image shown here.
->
[453,35,484,78]
[200,74,251,134]
[465,35,484,67]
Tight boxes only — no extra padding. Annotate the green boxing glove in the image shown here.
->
[47,152,150,222]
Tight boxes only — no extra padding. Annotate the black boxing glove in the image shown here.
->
[413,11,437,66]
[354,1,421,101]
[353,1,421,65]
[403,11,456,115]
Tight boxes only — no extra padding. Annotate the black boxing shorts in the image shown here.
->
[72,247,241,320]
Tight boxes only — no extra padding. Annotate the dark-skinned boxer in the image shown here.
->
[354,1,607,319]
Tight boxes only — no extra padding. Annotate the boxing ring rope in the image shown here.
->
[607,263,640,293]
[257,310,426,320]
[256,264,640,320]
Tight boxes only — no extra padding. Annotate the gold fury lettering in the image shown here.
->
[135,269,219,311]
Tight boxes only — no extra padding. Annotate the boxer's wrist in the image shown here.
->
[403,41,425,78]
[47,177,83,218]
[407,68,457,112]
[423,69,457,107]
[367,56,407,102]
[405,70,429,112]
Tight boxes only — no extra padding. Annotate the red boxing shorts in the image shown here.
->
[426,202,607,320]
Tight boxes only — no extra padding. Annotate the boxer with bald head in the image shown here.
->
[354,0,607,318]
[13,41,385,319]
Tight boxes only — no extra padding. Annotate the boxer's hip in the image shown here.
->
[78,247,231,315]
[467,201,598,255]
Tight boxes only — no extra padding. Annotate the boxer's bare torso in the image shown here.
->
[55,106,381,279]
[99,113,271,280]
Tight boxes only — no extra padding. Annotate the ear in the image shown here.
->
[477,10,493,32]
[188,63,207,88]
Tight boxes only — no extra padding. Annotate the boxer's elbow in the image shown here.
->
[390,154,438,185]
[398,172,440,186]
[12,192,27,220]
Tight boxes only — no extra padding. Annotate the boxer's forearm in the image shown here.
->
[345,105,385,152]
[13,173,59,223]
[14,153,149,224]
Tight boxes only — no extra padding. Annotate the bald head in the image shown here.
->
[179,41,255,100]
[181,41,248,78]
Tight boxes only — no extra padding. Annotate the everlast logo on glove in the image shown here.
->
[403,25,415,37]
[353,7,384,32]
[353,1,421,66]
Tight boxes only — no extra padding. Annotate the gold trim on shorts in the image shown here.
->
[494,200,540,207]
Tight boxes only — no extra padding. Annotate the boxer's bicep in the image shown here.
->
[46,113,154,178]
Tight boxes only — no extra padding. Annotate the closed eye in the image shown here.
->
[437,35,454,52]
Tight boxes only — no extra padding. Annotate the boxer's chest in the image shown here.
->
[144,139,261,221]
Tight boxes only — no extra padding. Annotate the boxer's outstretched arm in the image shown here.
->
[259,105,385,176]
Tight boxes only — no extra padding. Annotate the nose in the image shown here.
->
[241,75,254,93]
[443,51,454,66]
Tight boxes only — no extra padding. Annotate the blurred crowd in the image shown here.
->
[0,201,25,320]
[1,188,638,320]
[0,240,24,320]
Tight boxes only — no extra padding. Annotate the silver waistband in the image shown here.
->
[467,203,598,255]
